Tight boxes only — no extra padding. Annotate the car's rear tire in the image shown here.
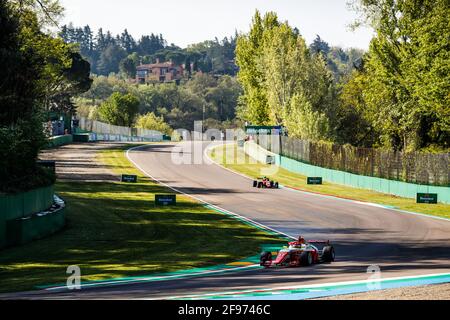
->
[300,251,312,266]
[260,251,272,266]
[322,246,335,262]
[274,182,279,189]
[257,182,263,188]
[253,181,257,188]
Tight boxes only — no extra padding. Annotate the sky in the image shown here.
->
[59,0,374,49]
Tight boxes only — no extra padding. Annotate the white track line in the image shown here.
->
[160,272,450,300]
[44,265,259,291]
[206,143,450,223]
[204,143,255,181]
[126,144,296,241]
[123,143,448,297]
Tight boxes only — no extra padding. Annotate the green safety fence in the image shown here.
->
[244,142,450,204]
[73,133,90,142]
[0,185,55,248]
[6,207,65,246]
[0,185,54,220]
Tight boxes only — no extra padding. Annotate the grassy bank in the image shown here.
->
[0,144,284,293]
[209,144,450,219]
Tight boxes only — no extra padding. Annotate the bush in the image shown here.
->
[0,113,52,194]
[136,112,172,135]
[98,92,140,127]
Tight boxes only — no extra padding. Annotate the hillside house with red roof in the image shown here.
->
[136,59,184,84]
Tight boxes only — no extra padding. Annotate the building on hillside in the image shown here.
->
[136,59,184,84]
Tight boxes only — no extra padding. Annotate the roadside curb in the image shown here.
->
[165,272,450,300]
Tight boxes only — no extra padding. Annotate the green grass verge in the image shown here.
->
[0,144,284,293]
[209,144,450,219]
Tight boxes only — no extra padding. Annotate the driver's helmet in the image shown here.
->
[298,236,305,244]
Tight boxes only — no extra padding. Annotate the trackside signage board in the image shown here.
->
[307,177,323,185]
[121,174,138,183]
[245,126,285,135]
[155,195,177,206]
[417,193,438,204]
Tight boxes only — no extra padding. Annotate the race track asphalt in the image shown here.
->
[6,142,450,299]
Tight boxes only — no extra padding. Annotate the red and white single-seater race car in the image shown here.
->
[260,236,335,268]
[253,177,279,189]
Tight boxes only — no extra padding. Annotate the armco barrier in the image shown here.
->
[244,141,450,204]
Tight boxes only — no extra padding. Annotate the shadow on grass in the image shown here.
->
[0,180,285,293]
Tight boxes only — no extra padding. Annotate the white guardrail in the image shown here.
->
[77,117,164,142]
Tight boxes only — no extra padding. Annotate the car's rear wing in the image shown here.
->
[308,240,331,251]
[308,240,331,245]
[308,240,330,244]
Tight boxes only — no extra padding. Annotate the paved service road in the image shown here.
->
[8,142,450,299]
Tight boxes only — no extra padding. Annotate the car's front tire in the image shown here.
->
[300,251,312,266]
[260,251,272,266]
[322,246,335,263]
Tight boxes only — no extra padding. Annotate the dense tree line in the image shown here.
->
[59,24,239,77]
[338,0,450,151]
[76,73,242,131]
[236,4,449,152]
[0,0,92,193]
[236,11,337,141]
[310,35,365,83]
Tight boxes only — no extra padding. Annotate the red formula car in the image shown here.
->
[253,177,279,189]
[260,236,335,268]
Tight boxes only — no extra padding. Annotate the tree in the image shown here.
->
[136,112,172,135]
[119,29,136,53]
[47,50,92,114]
[205,76,242,121]
[235,10,279,125]
[0,0,66,193]
[119,56,137,78]
[236,11,336,140]
[336,70,375,147]
[310,35,330,55]
[97,43,127,75]
[348,0,450,151]
[262,22,309,125]
[98,92,139,127]
[284,94,330,141]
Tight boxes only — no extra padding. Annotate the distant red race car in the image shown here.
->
[253,177,279,189]
[260,237,335,268]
